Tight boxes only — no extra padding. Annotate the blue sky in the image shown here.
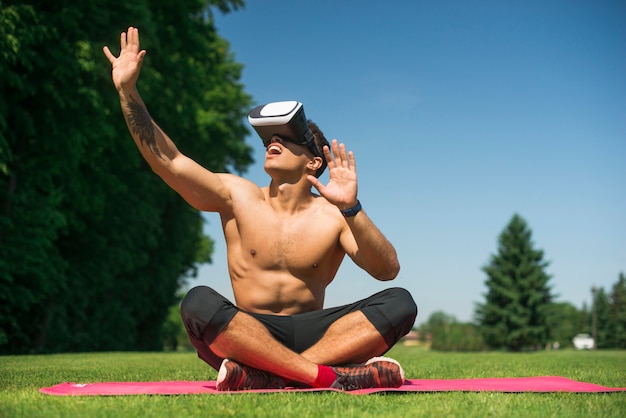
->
[189,0,626,325]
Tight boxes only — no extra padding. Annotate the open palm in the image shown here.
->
[308,139,358,209]
[102,27,146,91]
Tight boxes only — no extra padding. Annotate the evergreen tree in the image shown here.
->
[593,287,610,348]
[577,302,591,334]
[607,272,626,348]
[475,214,554,351]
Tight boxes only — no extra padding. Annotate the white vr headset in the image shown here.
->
[247,101,321,158]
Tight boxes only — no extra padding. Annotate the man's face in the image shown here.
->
[264,135,314,175]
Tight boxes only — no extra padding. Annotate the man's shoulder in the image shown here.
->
[218,173,261,189]
[217,173,265,200]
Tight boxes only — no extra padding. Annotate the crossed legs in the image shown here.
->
[180,286,417,386]
[210,310,389,385]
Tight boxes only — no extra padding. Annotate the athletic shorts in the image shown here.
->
[180,285,417,370]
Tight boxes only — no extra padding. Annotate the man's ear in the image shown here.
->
[307,156,324,173]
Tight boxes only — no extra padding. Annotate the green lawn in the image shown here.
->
[1,346,624,418]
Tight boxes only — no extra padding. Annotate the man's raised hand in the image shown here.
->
[308,139,359,210]
[102,27,146,91]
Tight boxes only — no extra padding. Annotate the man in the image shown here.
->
[103,27,417,391]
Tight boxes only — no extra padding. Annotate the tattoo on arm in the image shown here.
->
[126,97,162,158]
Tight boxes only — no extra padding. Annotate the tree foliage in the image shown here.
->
[0,0,252,353]
[594,287,611,349]
[418,311,486,352]
[607,272,626,348]
[475,214,554,351]
[593,272,626,349]
[544,302,583,348]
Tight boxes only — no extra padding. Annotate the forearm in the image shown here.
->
[118,86,179,172]
[115,85,232,212]
[345,210,400,281]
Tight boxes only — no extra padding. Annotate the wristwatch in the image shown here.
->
[340,200,362,217]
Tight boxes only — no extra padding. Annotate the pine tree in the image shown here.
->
[594,287,610,348]
[475,214,554,351]
[607,272,626,348]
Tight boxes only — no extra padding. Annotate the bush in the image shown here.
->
[162,303,194,352]
[431,322,487,352]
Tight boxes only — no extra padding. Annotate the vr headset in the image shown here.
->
[248,101,321,158]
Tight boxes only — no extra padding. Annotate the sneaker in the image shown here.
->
[330,356,405,391]
[215,359,286,391]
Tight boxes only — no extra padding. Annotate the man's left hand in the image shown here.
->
[308,139,358,210]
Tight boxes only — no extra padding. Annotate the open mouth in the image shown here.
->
[267,144,282,155]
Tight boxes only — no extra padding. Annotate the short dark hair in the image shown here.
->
[308,120,329,177]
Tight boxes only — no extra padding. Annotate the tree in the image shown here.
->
[418,311,486,352]
[162,293,194,352]
[577,301,591,335]
[545,302,581,348]
[475,214,554,351]
[606,272,626,348]
[593,287,610,348]
[0,0,251,353]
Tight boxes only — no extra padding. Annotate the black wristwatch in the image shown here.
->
[340,200,362,217]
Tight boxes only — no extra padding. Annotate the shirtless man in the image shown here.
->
[104,27,417,391]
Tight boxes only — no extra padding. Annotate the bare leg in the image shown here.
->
[210,312,319,385]
[300,311,389,365]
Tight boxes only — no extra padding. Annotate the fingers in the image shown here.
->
[126,27,133,47]
[348,148,356,172]
[307,175,324,192]
[327,139,355,171]
[117,27,141,52]
[101,29,128,63]
[102,46,115,63]
[129,27,140,50]
[124,27,140,51]
[104,27,146,62]
[322,144,333,167]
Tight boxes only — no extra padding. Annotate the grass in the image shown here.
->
[1,346,624,417]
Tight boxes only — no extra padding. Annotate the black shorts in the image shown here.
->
[180,285,417,370]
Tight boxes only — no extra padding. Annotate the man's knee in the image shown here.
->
[180,286,236,342]
[386,287,418,329]
[366,287,418,346]
[180,286,210,322]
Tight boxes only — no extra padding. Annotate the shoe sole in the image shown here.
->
[216,359,233,390]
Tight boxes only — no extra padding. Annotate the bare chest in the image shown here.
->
[251,216,333,269]
[226,202,343,273]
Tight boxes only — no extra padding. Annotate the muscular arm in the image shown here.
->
[104,27,230,212]
[339,210,400,281]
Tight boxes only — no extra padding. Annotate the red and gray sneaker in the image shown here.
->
[216,359,287,391]
[330,356,405,391]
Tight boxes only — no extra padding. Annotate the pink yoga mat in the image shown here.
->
[40,377,626,396]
